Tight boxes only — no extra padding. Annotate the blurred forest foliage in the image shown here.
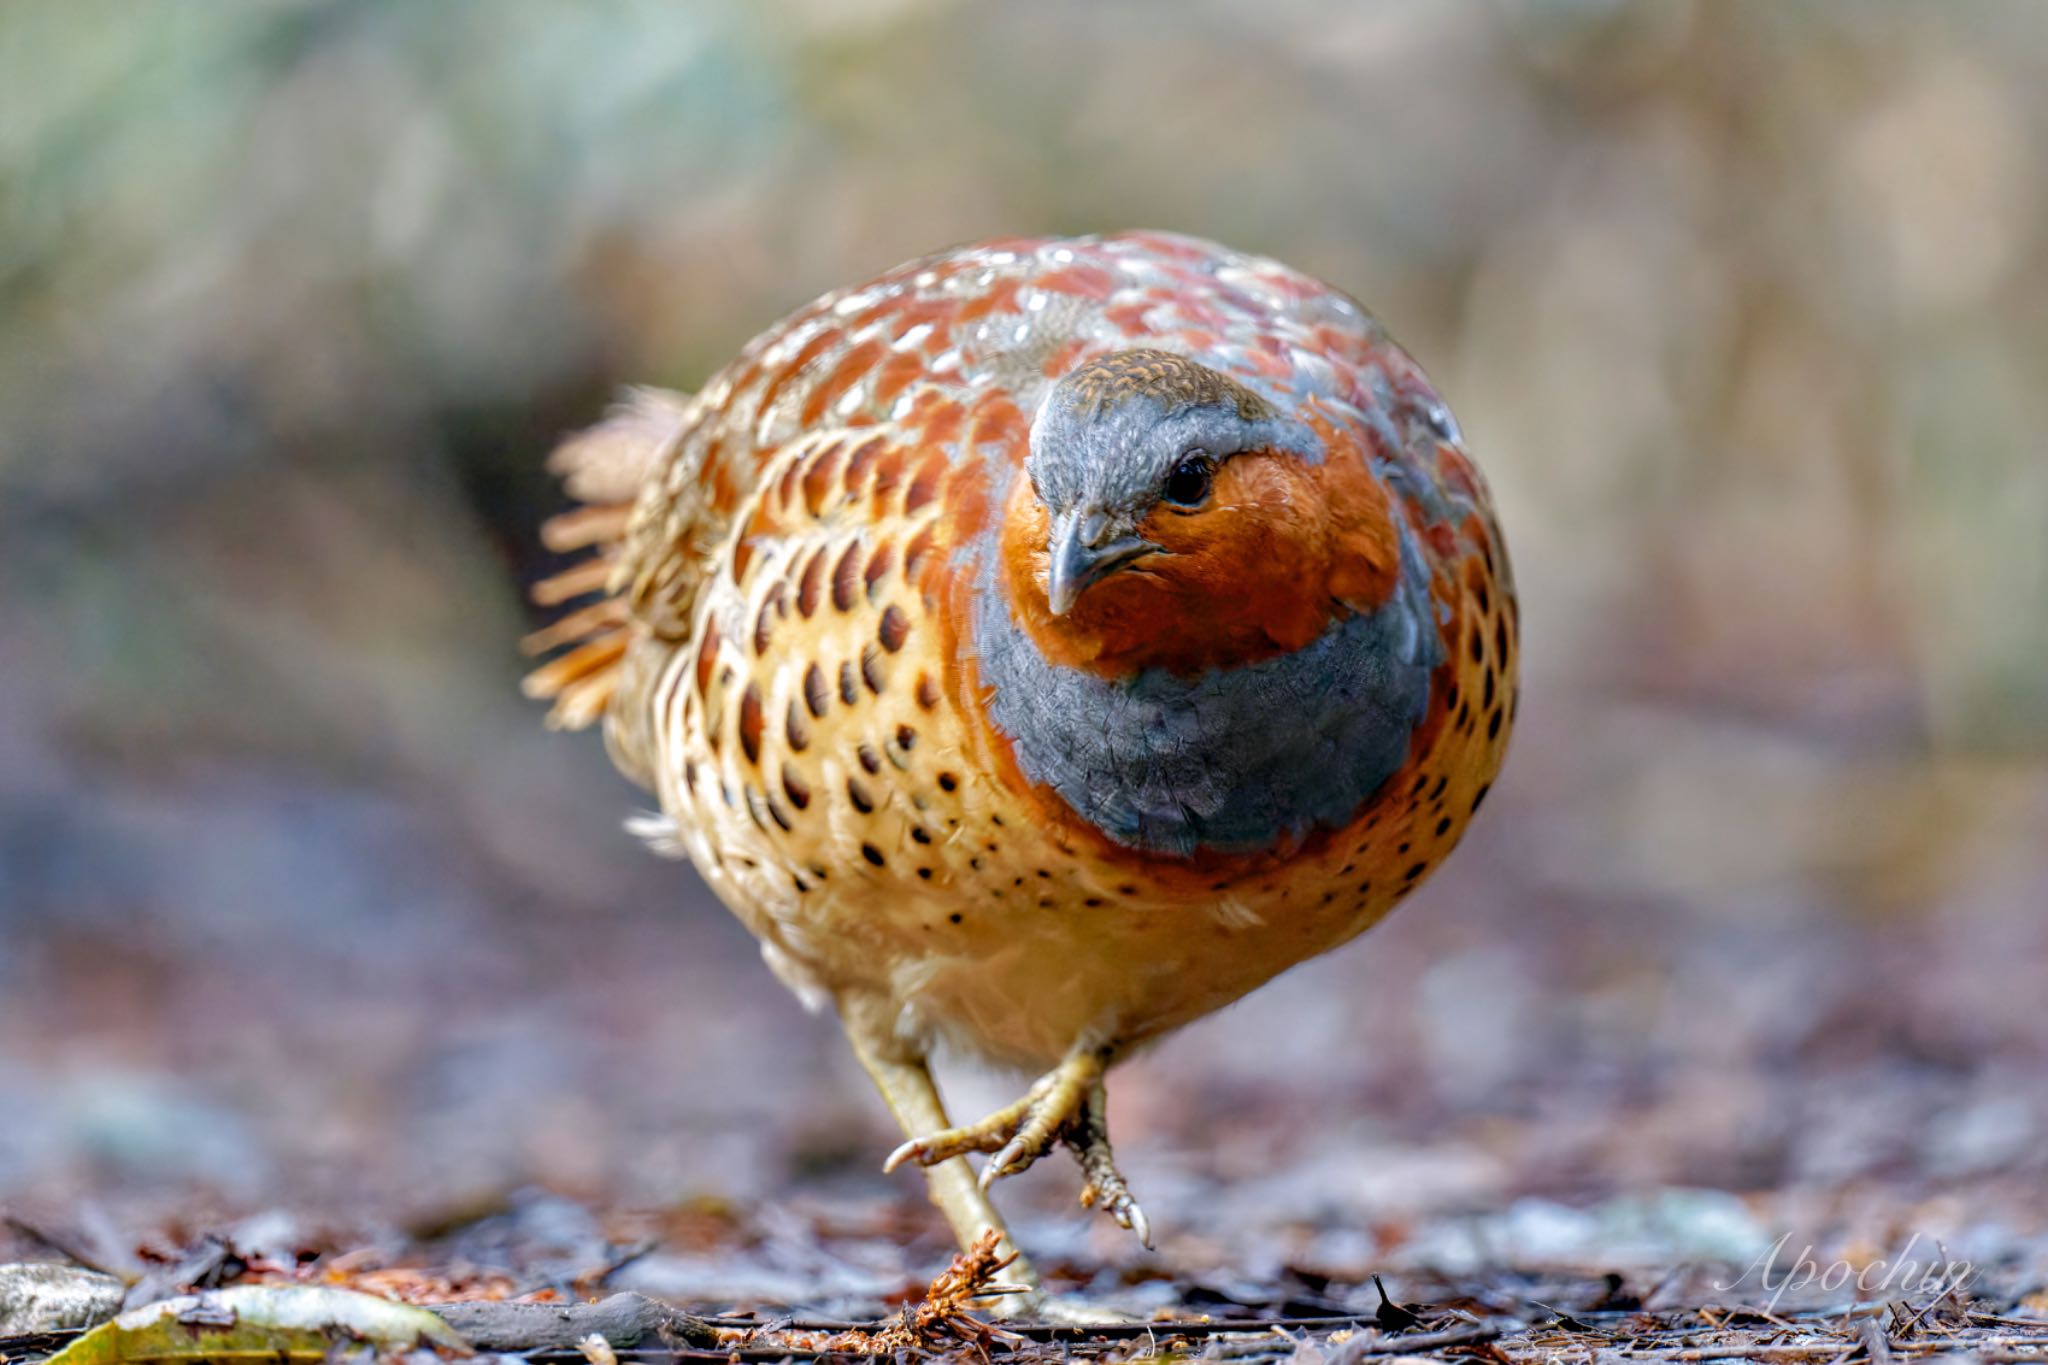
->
[2,0,2045,1282]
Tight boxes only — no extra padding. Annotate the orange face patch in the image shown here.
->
[998,439,1404,679]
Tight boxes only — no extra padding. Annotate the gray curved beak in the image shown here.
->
[1046,511,1160,615]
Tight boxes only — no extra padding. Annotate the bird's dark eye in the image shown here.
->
[1163,453,1214,508]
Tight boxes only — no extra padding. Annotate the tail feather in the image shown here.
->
[538,503,633,553]
[523,387,691,732]
[520,596,628,656]
[530,556,616,608]
[548,385,693,505]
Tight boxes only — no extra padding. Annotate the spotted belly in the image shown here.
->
[642,484,1517,1070]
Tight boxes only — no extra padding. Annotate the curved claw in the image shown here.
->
[880,1048,1149,1246]
[974,1053,1099,1188]
[1067,1082,1152,1248]
[883,1092,1034,1173]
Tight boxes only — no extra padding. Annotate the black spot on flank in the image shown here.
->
[738,684,764,764]
[1084,897,1103,908]
[1495,614,1510,660]
[804,663,830,717]
[1356,881,1372,896]
[1471,783,1491,813]
[1488,708,1504,739]
[861,842,885,867]
[839,661,859,705]
[916,867,932,880]
[792,874,809,893]
[878,604,910,652]
[754,583,784,655]
[1457,701,1472,730]
[861,643,886,694]
[1475,582,1490,613]
[896,724,917,750]
[785,701,810,752]
[862,537,900,600]
[1119,884,1137,895]
[1430,775,1448,801]
[1397,842,1410,856]
[765,796,792,832]
[857,743,882,774]
[782,762,811,810]
[1435,816,1452,837]
[1483,667,1496,710]
[949,912,963,923]
[832,542,862,612]
[797,548,826,617]
[1410,773,1429,796]
[846,778,874,813]
[1404,862,1427,880]
[916,673,940,710]
[911,827,931,844]
[1469,624,1484,664]
[990,814,1004,826]
[938,772,958,792]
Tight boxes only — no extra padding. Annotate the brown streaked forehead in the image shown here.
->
[1060,348,1275,423]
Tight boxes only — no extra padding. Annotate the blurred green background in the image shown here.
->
[3,0,2045,1272]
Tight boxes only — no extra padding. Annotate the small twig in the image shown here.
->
[1361,1322,1505,1355]
[582,1241,659,1293]
[430,1292,716,1352]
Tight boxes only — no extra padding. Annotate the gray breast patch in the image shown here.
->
[971,529,1440,856]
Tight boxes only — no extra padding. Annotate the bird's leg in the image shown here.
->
[886,1043,1149,1244]
[843,1025,1038,1297]
[1066,1080,1151,1247]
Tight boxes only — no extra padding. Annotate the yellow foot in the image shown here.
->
[883,1047,1152,1246]
[1067,1084,1151,1248]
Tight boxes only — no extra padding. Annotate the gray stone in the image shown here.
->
[0,1263,126,1336]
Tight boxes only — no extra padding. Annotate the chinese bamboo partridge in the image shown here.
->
[524,231,1517,1289]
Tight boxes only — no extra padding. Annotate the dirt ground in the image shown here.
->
[5,3,2048,1359]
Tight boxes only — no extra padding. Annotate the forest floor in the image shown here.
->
[4,1159,2045,1364]
[7,753,2046,1362]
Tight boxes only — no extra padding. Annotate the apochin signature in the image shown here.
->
[1718,1232,1976,1311]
